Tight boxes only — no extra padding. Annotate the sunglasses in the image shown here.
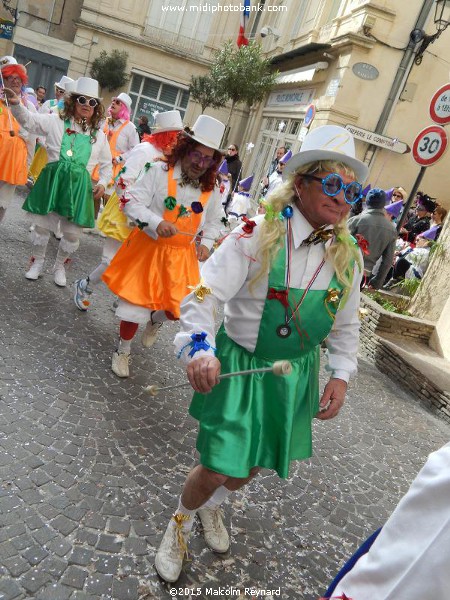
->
[189,150,215,168]
[76,95,98,108]
[302,173,363,204]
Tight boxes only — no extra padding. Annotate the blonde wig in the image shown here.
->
[251,160,363,292]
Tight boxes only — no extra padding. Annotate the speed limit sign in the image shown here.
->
[412,125,448,166]
[430,83,450,125]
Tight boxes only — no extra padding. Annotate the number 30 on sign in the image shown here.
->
[412,125,448,166]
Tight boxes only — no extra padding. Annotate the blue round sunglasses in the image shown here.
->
[303,173,363,204]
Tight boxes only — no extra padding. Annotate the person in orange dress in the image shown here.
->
[101,115,225,378]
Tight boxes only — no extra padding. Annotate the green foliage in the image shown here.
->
[429,240,445,258]
[397,278,421,297]
[189,75,228,113]
[90,50,128,92]
[365,291,410,315]
[211,41,278,109]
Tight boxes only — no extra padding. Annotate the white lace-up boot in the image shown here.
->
[197,507,230,553]
[25,257,45,280]
[155,515,191,582]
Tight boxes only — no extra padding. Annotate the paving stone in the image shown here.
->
[22,545,49,566]
[61,565,88,590]
[95,534,122,553]
[0,579,23,600]
[107,517,131,536]
[51,516,78,536]
[68,547,95,567]
[112,578,140,600]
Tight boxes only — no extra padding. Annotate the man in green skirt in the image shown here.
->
[155,125,369,582]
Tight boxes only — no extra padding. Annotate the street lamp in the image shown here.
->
[434,0,450,31]
[414,0,450,64]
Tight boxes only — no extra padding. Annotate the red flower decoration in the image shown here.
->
[267,287,289,307]
[241,216,257,234]
[65,128,76,135]
[116,177,126,190]
[119,195,129,211]
[355,234,370,256]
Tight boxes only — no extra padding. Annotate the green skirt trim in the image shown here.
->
[189,327,320,479]
[22,160,95,228]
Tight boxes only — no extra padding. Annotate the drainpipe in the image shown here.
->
[364,0,435,166]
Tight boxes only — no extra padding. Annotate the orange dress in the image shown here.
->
[102,167,213,318]
[0,100,28,185]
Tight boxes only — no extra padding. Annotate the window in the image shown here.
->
[326,0,343,22]
[129,73,189,126]
[145,0,219,53]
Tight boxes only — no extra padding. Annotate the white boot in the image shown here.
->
[111,351,130,377]
[53,260,67,287]
[197,507,230,553]
[25,258,45,280]
[155,515,190,583]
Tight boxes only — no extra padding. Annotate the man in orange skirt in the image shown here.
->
[102,115,225,378]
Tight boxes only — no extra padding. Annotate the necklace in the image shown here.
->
[274,221,328,338]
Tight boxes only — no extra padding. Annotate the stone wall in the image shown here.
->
[358,294,450,423]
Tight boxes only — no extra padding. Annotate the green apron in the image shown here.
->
[23,120,96,228]
[190,236,345,479]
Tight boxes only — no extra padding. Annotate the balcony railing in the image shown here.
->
[143,25,205,56]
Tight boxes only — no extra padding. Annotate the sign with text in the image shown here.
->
[412,125,448,166]
[345,125,409,154]
[429,83,450,125]
[267,87,315,107]
[352,62,379,80]
[0,18,14,40]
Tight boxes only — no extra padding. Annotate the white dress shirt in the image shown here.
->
[115,141,164,195]
[11,103,112,188]
[174,207,362,382]
[122,161,224,250]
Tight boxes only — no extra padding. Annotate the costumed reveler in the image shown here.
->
[154,125,369,583]
[101,115,225,378]
[4,77,112,287]
[0,56,37,224]
[73,110,183,312]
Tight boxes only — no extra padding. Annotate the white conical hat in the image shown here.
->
[283,125,369,183]
[70,77,102,100]
[114,92,132,111]
[152,110,183,132]
[186,115,225,150]
[55,75,74,90]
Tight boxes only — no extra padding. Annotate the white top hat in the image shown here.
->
[186,115,225,150]
[152,110,183,132]
[25,87,36,96]
[70,77,102,100]
[114,92,132,111]
[64,80,76,94]
[0,56,17,67]
[55,75,74,90]
[283,125,369,183]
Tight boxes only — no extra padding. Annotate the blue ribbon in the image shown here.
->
[177,332,216,359]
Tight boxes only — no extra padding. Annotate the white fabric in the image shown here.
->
[104,118,139,158]
[175,208,362,382]
[115,141,163,195]
[334,442,450,600]
[227,191,251,227]
[405,247,430,279]
[33,212,83,238]
[266,170,283,197]
[11,103,112,188]
[122,161,223,250]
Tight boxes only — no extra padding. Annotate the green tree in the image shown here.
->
[211,41,278,129]
[90,49,128,92]
[189,74,228,114]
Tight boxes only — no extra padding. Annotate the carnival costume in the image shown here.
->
[175,209,361,478]
[102,161,223,321]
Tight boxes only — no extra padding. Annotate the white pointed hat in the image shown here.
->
[186,115,225,150]
[71,77,102,100]
[283,125,369,183]
[55,75,74,90]
[152,110,183,132]
[114,92,132,111]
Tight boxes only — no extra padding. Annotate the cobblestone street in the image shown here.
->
[1,190,449,600]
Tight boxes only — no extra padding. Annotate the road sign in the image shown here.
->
[412,125,448,166]
[429,83,450,125]
[345,124,409,154]
[303,104,316,128]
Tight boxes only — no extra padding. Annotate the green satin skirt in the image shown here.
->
[22,160,94,228]
[189,327,320,479]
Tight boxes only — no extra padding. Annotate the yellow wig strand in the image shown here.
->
[250,160,362,294]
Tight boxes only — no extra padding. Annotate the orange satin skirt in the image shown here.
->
[102,228,200,319]
[0,132,28,185]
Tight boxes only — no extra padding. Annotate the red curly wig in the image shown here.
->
[1,64,28,85]
[165,132,222,192]
[142,130,179,155]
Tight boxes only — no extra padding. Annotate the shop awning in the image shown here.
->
[275,61,329,84]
